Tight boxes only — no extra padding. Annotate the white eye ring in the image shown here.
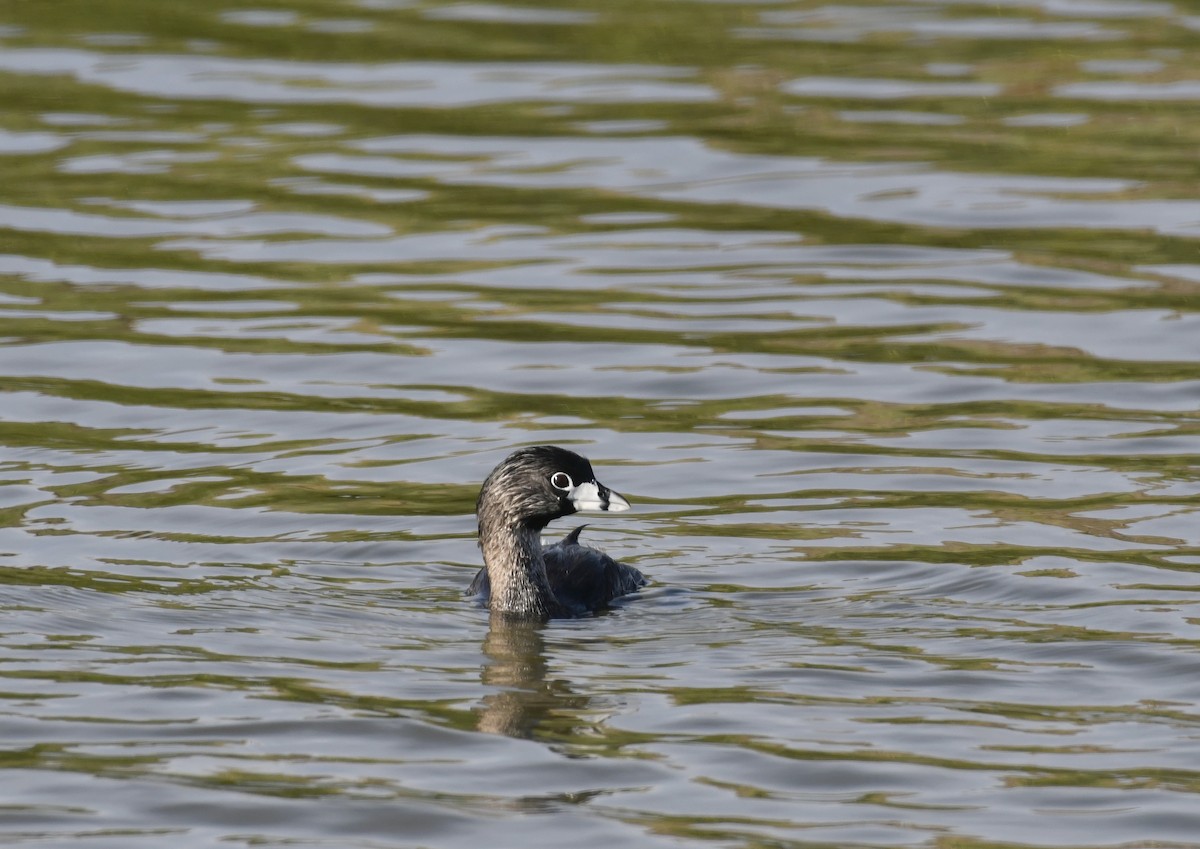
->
[550,472,573,491]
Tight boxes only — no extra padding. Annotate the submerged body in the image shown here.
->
[469,446,645,618]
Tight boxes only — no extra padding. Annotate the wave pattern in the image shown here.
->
[1,0,1199,847]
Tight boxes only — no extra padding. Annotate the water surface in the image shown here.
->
[1,1,1199,847]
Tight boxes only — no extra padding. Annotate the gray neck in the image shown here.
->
[480,517,561,618]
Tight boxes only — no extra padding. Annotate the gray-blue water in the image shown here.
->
[1,1,1199,846]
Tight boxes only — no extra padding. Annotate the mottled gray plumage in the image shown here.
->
[468,446,645,618]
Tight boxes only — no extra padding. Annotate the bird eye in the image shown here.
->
[550,472,573,491]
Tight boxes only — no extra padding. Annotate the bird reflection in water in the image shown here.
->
[475,614,588,739]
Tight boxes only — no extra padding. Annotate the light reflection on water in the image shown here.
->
[1,0,1200,846]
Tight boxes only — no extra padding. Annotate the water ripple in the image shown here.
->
[1,1,1199,847]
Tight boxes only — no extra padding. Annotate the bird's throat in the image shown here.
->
[480,520,560,617]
